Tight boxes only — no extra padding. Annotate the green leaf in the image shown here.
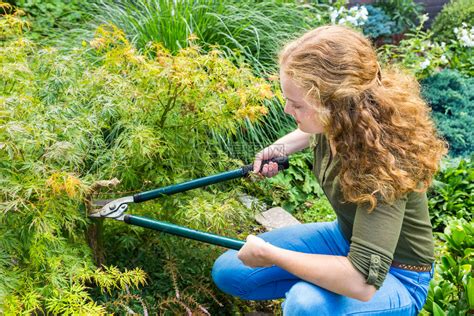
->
[467,277,474,310]
[433,302,446,316]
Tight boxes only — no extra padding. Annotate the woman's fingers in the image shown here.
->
[253,156,263,173]
[261,162,279,177]
[253,146,283,176]
[269,162,279,177]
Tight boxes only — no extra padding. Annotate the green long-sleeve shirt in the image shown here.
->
[310,133,435,289]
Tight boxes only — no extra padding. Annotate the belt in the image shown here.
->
[391,261,432,272]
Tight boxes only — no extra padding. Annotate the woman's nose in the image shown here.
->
[284,102,291,115]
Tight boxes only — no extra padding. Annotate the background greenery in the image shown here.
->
[431,0,474,43]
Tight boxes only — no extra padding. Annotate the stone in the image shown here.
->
[255,207,301,231]
[237,194,301,231]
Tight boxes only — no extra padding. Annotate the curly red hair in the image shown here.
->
[279,25,448,211]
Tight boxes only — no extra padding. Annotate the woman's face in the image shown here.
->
[279,69,325,134]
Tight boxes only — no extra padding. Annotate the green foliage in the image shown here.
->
[250,151,325,213]
[213,97,296,163]
[378,15,473,78]
[294,196,336,224]
[447,23,474,76]
[93,0,328,76]
[92,0,327,161]
[93,0,224,56]
[421,70,474,156]
[1,8,272,313]
[8,0,94,47]
[362,5,396,39]
[428,157,474,232]
[374,0,423,33]
[378,17,447,79]
[92,190,259,314]
[422,219,474,315]
[431,0,474,43]
[0,2,29,39]
[9,0,86,24]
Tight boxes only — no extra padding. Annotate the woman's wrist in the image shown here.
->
[262,243,283,266]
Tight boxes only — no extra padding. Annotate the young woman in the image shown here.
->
[212,25,447,315]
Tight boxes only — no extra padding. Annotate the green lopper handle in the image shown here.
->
[133,156,289,203]
[124,214,245,250]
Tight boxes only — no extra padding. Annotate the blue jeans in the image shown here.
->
[212,221,433,315]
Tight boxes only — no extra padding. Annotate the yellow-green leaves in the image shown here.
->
[88,23,272,131]
[1,13,275,314]
[0,2,30,40]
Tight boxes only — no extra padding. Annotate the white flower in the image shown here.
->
[420,59,431,69]
[330,9,339,24]
[359,6,368,19]
[455,23,474,47]
[338,18,347,25]
[440,55,448,64]
[347,16,358,25]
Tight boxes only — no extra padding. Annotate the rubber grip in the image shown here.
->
[241,156,289,176]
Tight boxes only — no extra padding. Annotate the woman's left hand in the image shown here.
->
[237,235,276,268]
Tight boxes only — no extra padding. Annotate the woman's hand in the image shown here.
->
[253,145,286,177]
[237,235,276,268]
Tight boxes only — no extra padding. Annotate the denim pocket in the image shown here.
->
[417,271,433,286]
[389,266,431,308]
[418,263,435,285]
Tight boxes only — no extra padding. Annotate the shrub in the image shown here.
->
[362,5,396,40]
[93,0,328,75]
[427,157,474,232]
[92,190,257,314]
[1,7,273,311]
[294,196,336,224]
[374,0,423,33]
[92,0,330,162]
[449,23,474,75]
[431,0,474,43]
[421,219,474,316]
[379,19,473,78]
[6,0,91,39]
[246,151,325,213]
[377,16,447,79]
[421,70,474,157]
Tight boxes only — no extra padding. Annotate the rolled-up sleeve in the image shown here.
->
[347,196,408,289]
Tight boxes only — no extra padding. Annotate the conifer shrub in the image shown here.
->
[362,5,396,40]
[421,69,474,157]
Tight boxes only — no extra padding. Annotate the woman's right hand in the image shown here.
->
[253,145,286,177]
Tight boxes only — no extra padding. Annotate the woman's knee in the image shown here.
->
[212,250,237,293]
[283,281,336,315]
[212,250,251,297]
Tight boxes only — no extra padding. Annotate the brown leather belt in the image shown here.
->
[391,261,432,272]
